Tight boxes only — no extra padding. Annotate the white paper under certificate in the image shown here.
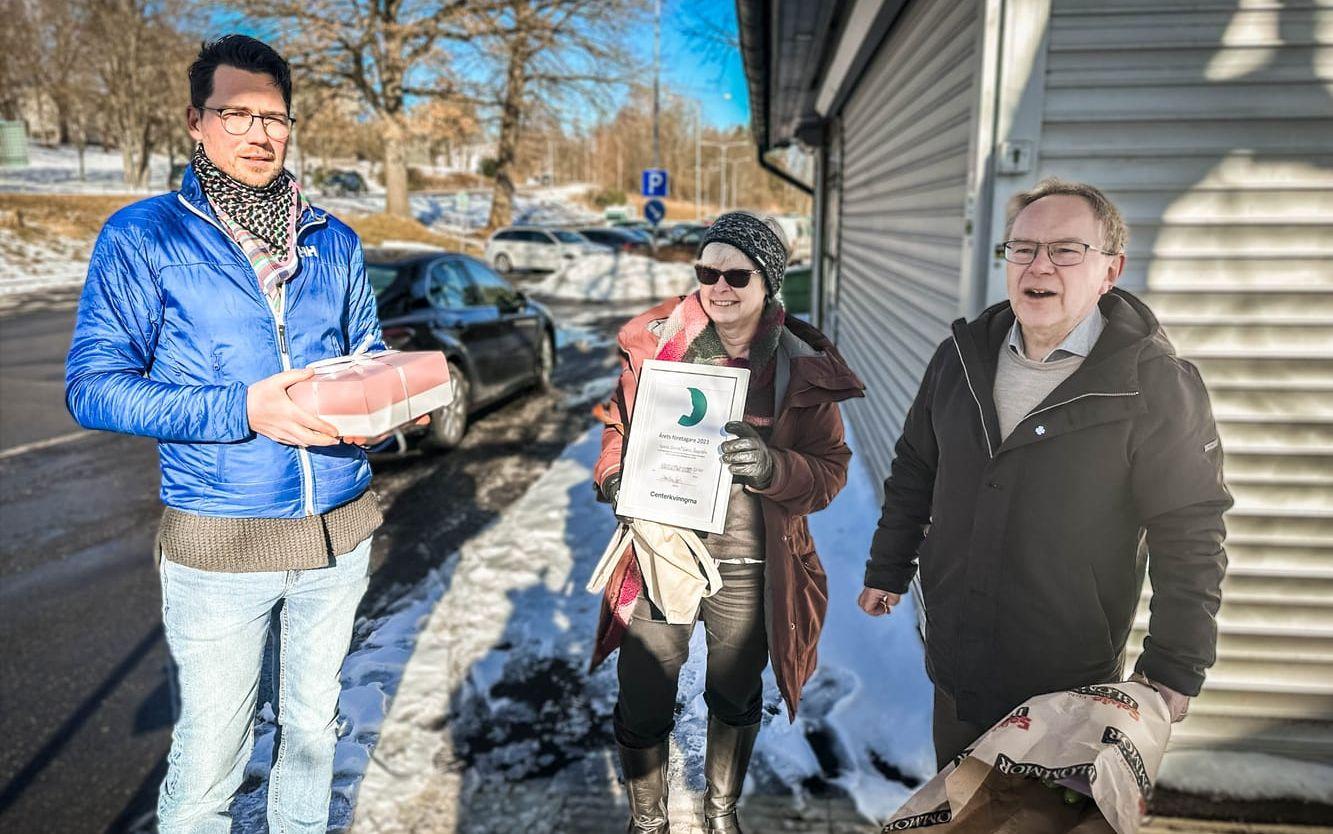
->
[616,360,750,534]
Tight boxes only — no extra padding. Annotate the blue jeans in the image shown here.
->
[156,537,371,834]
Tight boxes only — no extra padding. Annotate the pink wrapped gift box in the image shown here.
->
[287,350,452,437]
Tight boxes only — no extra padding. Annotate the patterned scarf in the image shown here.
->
[191,143,296,252]
[654,292,785,426]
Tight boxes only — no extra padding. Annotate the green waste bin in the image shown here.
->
[0,121,28,168]
[780,264,812,315]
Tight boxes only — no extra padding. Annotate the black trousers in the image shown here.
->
[931,687,987,771]
[614,562,768,748]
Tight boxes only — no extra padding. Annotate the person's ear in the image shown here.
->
[186,105,203,142]
[1102,252,1125,294]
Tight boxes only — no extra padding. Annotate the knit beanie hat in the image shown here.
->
[697,211,790,297]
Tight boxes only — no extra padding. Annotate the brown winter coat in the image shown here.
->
[591,296,865,719]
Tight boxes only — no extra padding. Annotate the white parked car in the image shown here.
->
[485,226,608,274]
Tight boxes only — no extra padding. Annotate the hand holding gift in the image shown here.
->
[285,350,452,444]
[1130,672,1191,723]
[882,681,1173,834]
[341,414,431,448]
[247,368,341,448]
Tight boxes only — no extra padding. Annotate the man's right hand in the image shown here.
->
[858,586,902,617]
[246,369,341,447]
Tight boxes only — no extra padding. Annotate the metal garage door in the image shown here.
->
[836,0,984,479]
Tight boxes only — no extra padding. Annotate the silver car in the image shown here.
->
[485,226,607,274]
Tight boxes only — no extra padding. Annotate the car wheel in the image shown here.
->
[535,333,555,392]
[494,253,512,274]
[426,361,470,452]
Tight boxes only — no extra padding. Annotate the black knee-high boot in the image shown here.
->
[702,718,759,833]
[618,739,670,833]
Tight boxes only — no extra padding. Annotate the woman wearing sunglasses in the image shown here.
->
[590,211,864,833]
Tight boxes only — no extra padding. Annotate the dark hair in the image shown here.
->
[188,35,292,113]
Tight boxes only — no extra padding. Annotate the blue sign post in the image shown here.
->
[644,198,666,227]
[641,168,669,198]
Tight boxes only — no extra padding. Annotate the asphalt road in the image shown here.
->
[0,287,630,833]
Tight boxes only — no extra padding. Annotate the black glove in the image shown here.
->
[599,473,622,506]
[720,421,774,489]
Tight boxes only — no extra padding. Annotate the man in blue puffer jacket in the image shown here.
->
[66,35,387,833]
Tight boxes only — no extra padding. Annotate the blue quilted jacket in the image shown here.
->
[65,166,384,517]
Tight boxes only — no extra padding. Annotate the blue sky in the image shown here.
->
[205,1,751,130]
[654,0,751,129]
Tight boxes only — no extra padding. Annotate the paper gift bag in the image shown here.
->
[287,350,452,437]
[882,682,1171,834]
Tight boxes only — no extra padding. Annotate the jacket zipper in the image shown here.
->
[1021,391,1140,423]
[179,193,327,516]
[272,283,316,516]
[952,336,995,459]
[281,213,328,517]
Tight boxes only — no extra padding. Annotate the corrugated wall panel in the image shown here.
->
[837,0,982,480]
[1042,0,1333,758]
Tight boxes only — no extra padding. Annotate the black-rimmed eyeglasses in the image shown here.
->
[198,106,295,140]
[996,240,1119,267]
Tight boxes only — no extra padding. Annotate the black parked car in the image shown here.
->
[326,170,368,196]
[366,248,557,451]
[575,226,652,256]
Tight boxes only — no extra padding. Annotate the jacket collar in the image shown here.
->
[952,288,1172,456]
[776,318,865,411]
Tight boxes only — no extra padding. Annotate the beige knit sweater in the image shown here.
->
[158,489,382,572]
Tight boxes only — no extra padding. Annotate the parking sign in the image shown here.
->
[644,199,666,226]
[641,168,669,198]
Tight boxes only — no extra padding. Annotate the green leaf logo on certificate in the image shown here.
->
[616,360,750,534]
[677,388,708,427]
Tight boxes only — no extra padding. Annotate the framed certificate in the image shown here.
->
[615,360,750,534]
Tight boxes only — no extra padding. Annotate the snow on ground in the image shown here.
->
[0,146,604,295]
[533,253,695,302]
[1156,750,1333,803]
[319,422,935,832]
[0,144,174,194]
[0,230,91,295]
[345,427,622,831]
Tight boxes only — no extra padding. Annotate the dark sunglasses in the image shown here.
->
[694,265,760,288]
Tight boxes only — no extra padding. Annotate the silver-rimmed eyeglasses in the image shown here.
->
[996,240,1119,266]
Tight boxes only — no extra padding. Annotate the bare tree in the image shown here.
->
[26,0,103,177]
[461,0,643,230]
[87,0,191,188]
[0,0,38,122]
[234,0,483,218]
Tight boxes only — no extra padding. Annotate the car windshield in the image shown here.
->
[366,264,402,296]
[552,230,585,243]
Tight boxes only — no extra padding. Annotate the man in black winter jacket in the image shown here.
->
[859,178,1232,770]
